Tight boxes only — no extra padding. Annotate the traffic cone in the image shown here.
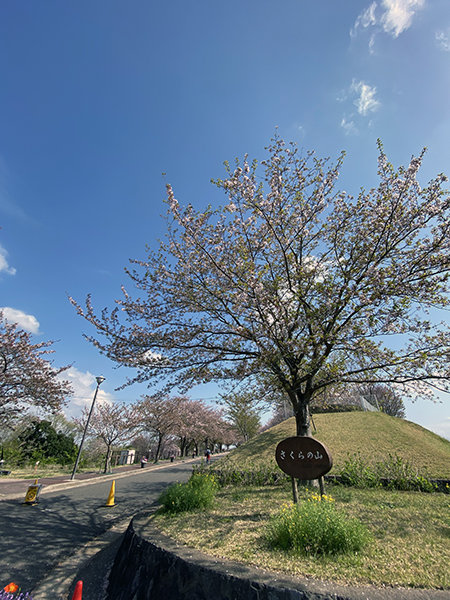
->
[105,480,115,507]
[71,580,83,600]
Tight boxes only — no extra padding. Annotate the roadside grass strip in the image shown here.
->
[153,482,450,589]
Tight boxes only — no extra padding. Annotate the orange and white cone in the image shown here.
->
[105,480,115,507]
[71,580,83,600]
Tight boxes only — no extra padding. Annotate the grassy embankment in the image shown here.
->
[153,412,450,589]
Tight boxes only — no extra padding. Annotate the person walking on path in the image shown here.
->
[204,448,211,464]
[140,456,148,468]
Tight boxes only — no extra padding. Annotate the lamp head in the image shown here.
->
[96,376,106,386]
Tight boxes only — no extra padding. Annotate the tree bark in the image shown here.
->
[294,399,312,437]
[103,444,112,474]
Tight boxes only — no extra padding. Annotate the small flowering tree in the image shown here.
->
[71,137,450,437]
[77,402,139,473]
[137,395,184,463]
[0,311,72,427]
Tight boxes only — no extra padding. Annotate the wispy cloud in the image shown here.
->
[1,306,40,333]
[351,1,378,37]
[0,244,16,275]
[381,0,425,38]
[340,117,358,136]
[351,0,425,43]
[62,367,114,419]
[338,80,380,134]
[435,30,450,52]
[351,80,381,115]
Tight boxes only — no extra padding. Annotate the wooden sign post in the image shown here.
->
[275,436,333,503]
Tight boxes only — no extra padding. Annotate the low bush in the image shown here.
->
[377,454,436,492]
[159,473,218,513]
[193,464,287,487]
[338,453,437,492]
[338,453,380,488]
[266,492,371,556]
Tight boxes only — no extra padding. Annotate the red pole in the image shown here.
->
[71,580,83,600]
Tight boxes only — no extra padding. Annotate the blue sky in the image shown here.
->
[1,1,449,438]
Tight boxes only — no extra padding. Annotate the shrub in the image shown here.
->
[194,464,287,487]
[159,473,218,513]
[266,492,371,556]
[338,453,380,488]
[376,454,436,492]
[337,453,436,492]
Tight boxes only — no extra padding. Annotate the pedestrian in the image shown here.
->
[140,456,148,468]
[205,448,211,464]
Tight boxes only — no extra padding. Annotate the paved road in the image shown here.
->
[0,460,198,594]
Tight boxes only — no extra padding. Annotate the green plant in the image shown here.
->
[338,453,380,488]
[159,473,218,513]
[376,454,436,492]
[208,465,287,487]
[266,492,371,556]
[337,453,437,492]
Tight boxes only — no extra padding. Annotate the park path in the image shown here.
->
[0,458,201,595]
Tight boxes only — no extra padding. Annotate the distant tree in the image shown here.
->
[72,137,450,438]
[0,311,72,427]
[173,398,209,456]
[137,395,183,463]
[357,383,406,418]
[220,391,261,443]
[50,413,79,440]
[18,419,77,465]
[76,402,139,473]
[131,432,155,461]
[264,401,295,430]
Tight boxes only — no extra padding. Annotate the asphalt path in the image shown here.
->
[0,460,197,594]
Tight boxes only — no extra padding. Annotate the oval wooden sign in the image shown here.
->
[275,436,333,480]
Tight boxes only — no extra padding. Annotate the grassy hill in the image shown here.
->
[217,411,450,479]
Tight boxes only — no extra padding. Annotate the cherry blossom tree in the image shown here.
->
[71,137,450,437]
[173,398,209,456]
[76,402,139,473]
[137,395,184,463]
[0,311,72,427]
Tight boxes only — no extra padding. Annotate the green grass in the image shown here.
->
[2,462,139,479]
[217,412,450,479]
[153,482,450,589]
[159,473,218,513]
[151,413,449,589]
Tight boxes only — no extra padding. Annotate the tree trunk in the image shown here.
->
[294,399,312,437]
[154,434,163,463]
[294,394,317,487]
[103,444,112,474]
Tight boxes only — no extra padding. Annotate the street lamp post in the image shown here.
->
[70,376,105,480]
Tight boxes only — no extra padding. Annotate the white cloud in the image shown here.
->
[351,0,425,41]
[61,367,114,419]
[1,306,40,333]
[340,117,358,135]
[351,1,378,37]
[351,80,380,115]
[0,244,16,275]
[435,30,450,52]
[380,0,425,38]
